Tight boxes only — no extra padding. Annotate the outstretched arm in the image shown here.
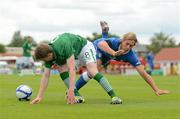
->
[135,65,170,96]
[30,68,51,104]
[66,55,76,104]
[98,41,116,56]
[98,41,125,56]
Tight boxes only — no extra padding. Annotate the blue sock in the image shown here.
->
[75,72,91,90]
[102,32,108,38]
[76,76,87,90]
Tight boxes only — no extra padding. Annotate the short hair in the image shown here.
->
[35,43,52,60]
[123,32,138,44]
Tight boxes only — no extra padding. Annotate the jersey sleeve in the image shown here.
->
[44,61,53,69]
[105,38,119,45]
[104,38,120,50]
[126,50,141,67]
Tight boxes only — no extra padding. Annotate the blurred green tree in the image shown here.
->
[178,42,180,47]
[147,32,176,54]
[8,30,36,47]
[0,43,6,53]
[8,30,23,47]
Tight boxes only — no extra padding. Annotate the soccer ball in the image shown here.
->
[16,85,32,101]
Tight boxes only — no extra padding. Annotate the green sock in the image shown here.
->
[93,73,116,98]
[60,72,69,88]
[74,89,81,96]
[60,72,81,96]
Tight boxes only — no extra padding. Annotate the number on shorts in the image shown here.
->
[85,52,90,58]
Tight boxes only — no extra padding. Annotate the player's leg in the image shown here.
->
[100,21,109,38]
[77,41,122,104]
[75,42,104,90]
[75,71,92,90]
[86,62,122,104]
[75,59,102,90]
[57,65,70,87]
[57,65,84,103]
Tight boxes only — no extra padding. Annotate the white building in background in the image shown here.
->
[0,47,35,64]
[0,47,22,64]
[155,47,180,75]
[5,47,23,55]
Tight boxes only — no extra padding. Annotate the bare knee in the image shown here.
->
[86,62,99,77]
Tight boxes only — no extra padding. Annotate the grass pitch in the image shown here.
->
[0,74,180,119]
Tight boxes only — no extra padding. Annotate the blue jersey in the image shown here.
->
[93,37,141,67]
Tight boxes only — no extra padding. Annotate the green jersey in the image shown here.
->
[22,41,32,57]
[45,33,87,68]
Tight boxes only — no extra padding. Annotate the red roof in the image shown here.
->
[155,47,180,61]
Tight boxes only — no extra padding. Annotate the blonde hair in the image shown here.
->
[123,32,138,44]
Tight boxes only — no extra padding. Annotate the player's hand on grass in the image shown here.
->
[30,97,42,104]
[155,89,170,96]
[66,89,75,104]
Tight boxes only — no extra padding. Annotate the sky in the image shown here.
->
[0,0,180,45]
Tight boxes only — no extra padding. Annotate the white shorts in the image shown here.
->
[75,41,96,69]
[24,56,34,63]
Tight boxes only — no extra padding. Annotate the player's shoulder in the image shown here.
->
[93,38,106,44]
[51,34,68,43]
[125,49,136,56]
[107,37,120,42]
[108,37,120,40]
[60,32,72,36]
[54,33,72,40]
[106,38,120,46]
[125,49,140,61]
[61,32,81,39]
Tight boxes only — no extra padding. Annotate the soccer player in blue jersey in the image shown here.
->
[76,21,170,98]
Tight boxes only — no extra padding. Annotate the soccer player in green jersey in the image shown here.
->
[22,36,34,64]
[30,33,122,105]
[22,36,33,57]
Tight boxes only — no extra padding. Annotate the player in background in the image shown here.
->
[22,36,33,58]
[22,36,34,66]
[146,51,155,75]
[75,21,170,97]
[30,33,122,105]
